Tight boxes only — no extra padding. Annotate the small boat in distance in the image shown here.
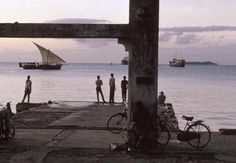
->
[19,42,66,70]
[169,58,185,67]
[121,56,128,65]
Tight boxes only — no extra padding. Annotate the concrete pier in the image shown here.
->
[1,101,236,163]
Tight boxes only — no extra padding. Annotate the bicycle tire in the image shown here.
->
[107,113,127,134]
[186,123,211,149]
[157,123,170,147]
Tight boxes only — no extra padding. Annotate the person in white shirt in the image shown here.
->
[22,75,32,103]
[95,75,106,103]
[109,73,116,103]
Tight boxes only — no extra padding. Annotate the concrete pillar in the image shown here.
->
[127,0,160,144]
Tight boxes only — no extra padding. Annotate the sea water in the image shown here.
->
[0,62,235,131]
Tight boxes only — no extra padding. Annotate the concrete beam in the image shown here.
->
[0,23,129,38]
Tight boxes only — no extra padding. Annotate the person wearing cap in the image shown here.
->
[158,91,166,105]
[109,73,116,103]
[95,75,106,103]
[22,75,32,103]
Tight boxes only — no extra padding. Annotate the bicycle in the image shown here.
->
[157,109,211,149]
[107,103,211,150]
[107,103,128,134]
[0,102,15,141]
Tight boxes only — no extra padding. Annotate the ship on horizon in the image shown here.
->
[169,58,185,67]
[121,56,128,65]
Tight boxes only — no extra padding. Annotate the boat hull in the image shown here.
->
[19,62,62,70]
[169,59,185,67]
[121,60,128,65]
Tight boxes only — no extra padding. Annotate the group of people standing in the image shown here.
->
[21,74,166,105]
[95,73,128,104]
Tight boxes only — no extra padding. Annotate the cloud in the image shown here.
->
[159,32,174,42]
[160,26,236,33]
[159,26,236,45]
[74,39,116,48]
[46,18,112,24]
[46,18,116,49]
[175,34,201,44]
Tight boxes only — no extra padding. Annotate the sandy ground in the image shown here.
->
[0,101,235,163]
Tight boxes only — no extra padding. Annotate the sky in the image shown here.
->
[0,0,236,65]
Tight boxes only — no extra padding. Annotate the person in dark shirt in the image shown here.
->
[121,76,128,103]
[109,73,116,103]
[158,91,166,105]
[22,75,32,103]
[95,75,106,103]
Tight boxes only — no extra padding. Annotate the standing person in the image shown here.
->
[22,75,32,103]
[158,91,166,105]
[121,76,128,103]
[109,73,116,103]
[95,75,106,103]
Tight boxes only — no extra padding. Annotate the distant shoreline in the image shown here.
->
[186,61,218,65]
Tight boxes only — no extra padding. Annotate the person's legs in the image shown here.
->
[122,94,125,102]
[122,89,126,102]
[96,88,100,102]
[27,93,30,103]
[109,87,112,103]
[111,87,115,103]
[100,89,106,102]
[22,92,27,103]
[124,90,127,102]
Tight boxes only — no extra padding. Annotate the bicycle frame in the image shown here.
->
[159,113,208,134]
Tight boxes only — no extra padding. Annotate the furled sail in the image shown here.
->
[33,42,65,64]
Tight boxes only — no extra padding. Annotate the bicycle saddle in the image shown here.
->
[181,115,194,121]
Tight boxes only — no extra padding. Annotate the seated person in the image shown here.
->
[158,91,166,105]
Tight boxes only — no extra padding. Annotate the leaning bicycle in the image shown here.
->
[107,103,128,134]
[107,103,211,149]
[157,110,211,149]
[0,102,15,141]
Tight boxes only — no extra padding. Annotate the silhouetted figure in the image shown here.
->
[109,73,116,103]
[0,102,12,136]
[22,75,32,103]
[95,75,106,103]
[121,76,128,103]
[158,91,166,105]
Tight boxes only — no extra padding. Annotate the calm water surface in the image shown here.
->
[0,62,235,131]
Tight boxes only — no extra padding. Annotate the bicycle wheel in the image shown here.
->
[186,123,211,149]
[157,123,170,147]
[8,119,15,138]
[107,113,127,134]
